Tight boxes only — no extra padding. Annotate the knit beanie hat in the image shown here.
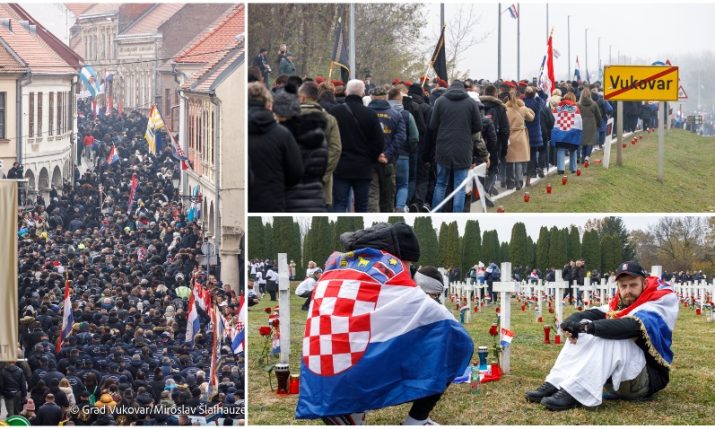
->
[272,87,300,118]
[339,222,420,262]
[414,266,444,295]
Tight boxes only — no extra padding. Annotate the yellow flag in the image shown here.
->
[145,105,165,155]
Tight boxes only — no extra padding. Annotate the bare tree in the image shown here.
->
[445,5,490,80]
[650,217,709,272]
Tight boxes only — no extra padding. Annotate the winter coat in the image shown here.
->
[329,95,384,180]
[594,94,614,132]
[95,393,117,413]
[300,101,341,205]
[505,99,535,163]
[540,105,555,145]
[36,402,63,425]
[283,113,329,212]
[248,102,304,212]
[480,95,510,160]
[278,57,296,76]
[524,95,545,147]
[579,96,602,147]
[429,83,482,169]
[367,99,406,162]
[1,364,27,396]
[388,100,419,156]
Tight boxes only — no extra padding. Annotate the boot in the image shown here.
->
[525,382,558,403]
[540,388,579,411]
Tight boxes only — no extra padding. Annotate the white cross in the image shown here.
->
[492,262,519,373]
[534,279,545,322]
[582,277,592,306]
[278,253,291,364]
[597,278,609,305]
[546,270,570,339]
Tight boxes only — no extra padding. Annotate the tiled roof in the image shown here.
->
[65,3,92,17]
[0,41,27,73]
[79,3,120,18]
[174,4,244,64]
[121,3,185,36]
[0,4,76,74]
[182,44,243,93]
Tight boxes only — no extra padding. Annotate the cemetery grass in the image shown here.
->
[493,129,715,212]
[247,287,715,425]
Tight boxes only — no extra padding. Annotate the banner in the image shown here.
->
[330,13,350,83]
[0,181,18,361]
[430,26,448,83]
[145,105,166,155]
[127,174,139,215]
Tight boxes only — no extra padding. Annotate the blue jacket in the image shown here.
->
[368,99,406,163]
[524,96,544,147]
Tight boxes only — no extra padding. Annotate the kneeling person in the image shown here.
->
[525,261,678,411]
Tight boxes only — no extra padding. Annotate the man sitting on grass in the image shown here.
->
[525,261,678,411]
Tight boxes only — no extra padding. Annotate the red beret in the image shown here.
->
[419,75,429,82]
[518,80,529,87]
[505,81,517,89]
[315,76,325,84]
[404,80,413,87]
[331,80,344,87]
[392,78,402,85]
[438,79,448,88]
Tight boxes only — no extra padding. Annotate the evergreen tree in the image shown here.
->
[263,223,274,261]
[444,221,461,269]
[568,225,581,261]
[248,217,265,260]
[509,222,529,270]
[535,226,550,271]
[387,216,406,225]
[481,230,500,264]
[413,217,440,266]
[547,226,566,269]
[601,217,636,260]
[438,222,449,267]
[272,217,302,271]
[499,242,510,265]
[581,229,602,273]
[601,235,623,274]
[462,219,482,267]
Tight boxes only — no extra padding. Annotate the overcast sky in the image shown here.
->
[258,214,694,242]
[426,2,715,82]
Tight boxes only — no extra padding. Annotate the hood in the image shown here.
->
[387,100,405,112]
[283,113,327,150]
[368,99,392,111]
[580,96,593,106]
[248,105,277,135]
[443,87,469,101]
[480,95,504,106]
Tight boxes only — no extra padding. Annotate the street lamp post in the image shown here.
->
[567,15,571,80]
[585,28,589,82]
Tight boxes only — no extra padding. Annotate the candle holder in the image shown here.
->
[562,175,567,185]
[289,374,300,394]
[554,334,561,345]
[477,346,489,372]
[543,325,551,344]
[546,183,552,194]
[275,363,290,395]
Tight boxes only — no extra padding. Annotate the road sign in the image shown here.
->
[678,85,688,99]
[604,65,679,101]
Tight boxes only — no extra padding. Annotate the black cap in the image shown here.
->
[615,261,648,279]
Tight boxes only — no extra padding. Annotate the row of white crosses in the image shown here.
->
[492,262,518,374]
[277,253,291,364]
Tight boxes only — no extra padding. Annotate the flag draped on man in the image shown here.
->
[598,275,678,366]
[231,296,246,354]
[538,30,556,96]
[56,278,73,353]
[551,99,582,145]
[295,248,473,419]
[429,26,448,84]
[145,105,165,155]
[330,12,350,83]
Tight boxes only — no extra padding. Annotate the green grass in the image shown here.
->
[493,129,715,212]
[247,286,715,425]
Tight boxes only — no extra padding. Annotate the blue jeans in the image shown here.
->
[333,178,371,212]
[395,155,410,210]
[556,147,578,173]
[581,145,594,160]
[408,152,417,203]
[431,164,468,212]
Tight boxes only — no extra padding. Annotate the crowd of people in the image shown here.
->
[5,100,245,425]
[247,44,672,213]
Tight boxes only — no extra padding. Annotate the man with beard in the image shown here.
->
[525,261,678,411]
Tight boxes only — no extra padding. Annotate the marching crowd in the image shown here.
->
[5,100,244,425]
[246,45,672,213]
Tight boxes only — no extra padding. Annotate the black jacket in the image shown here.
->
[1,364,27,396]
[480,95,510,160]
[329,95,384,180]
[429,84,482,169]
[248,103,304,212]
[540,104,555,145]
[283,113,329,212]
[36,402,64,425]
[565,309,670,396]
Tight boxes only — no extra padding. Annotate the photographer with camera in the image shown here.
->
[253,48,272,88]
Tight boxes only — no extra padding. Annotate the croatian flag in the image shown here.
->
[599,276,678,366]
[551,100,582,147]
[56,279,73,353]
[507,4,519,19]
[500,328,515,348]
[538,32,556,96]
[106,143,119,165]
[185,288,201,343]
[295,248,474,419]
[574,56,582,81]
[193,281,212,314]
[231,296,246,354]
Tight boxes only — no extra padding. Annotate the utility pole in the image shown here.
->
[498,3,502,79]
[567,15,571,81]
[585,28,589,82]
[349,3,355,79]
[517,3,520,80]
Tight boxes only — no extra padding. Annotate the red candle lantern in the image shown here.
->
[523,192,530,202]
[584,159,589,168]
[546,183,552,194]
[289,375,300,394]
[576,168,582,176]
[543,325,551,344]
[562,175,567,185]
[537,315,544,323]
[554,334,561,345]
[696,308,702,316]
[521,303,527,312]
[496,206,505,213]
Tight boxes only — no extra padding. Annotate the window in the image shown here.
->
[57,92,63,134]
[0,92,5,139]
[37,92,42,137]
[28,92,34,137]
[66,91,72,132]
[164,88,170,119]
[48,92,54,136]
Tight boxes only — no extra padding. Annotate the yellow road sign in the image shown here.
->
[604,65,679,101]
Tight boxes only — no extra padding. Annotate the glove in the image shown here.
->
[578,320,595,335]
[560,320,581,336]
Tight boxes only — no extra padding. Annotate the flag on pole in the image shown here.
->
[169,131,191,171]
[145,105,165,155]
[185,287,201,343]
[430,26,448,84]
[538,30,556,95]
[106,143,119,165]
[187,185,202,222]
[500,327,515,348]
[208,304,221,397]
[507,4,519,19]
[231,296,246,354]
[0,181,18,362]
[126,174,139,215]
[574,56,582,81]
[79,65,101,97]
[553,49,561,59]
[56,278,73,354]
[330,14,350,83]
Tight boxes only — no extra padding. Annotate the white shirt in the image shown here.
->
[295,278,317,296]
